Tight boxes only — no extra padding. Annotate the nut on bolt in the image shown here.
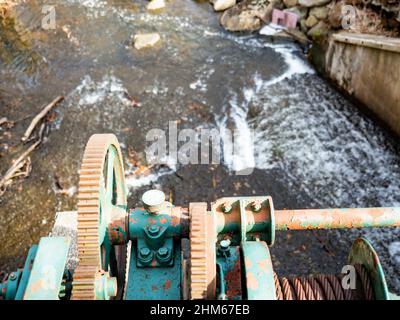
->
[222,201,232,213]
[250,200,262,212]
[140,247,151,258]
[157,247,169,258]
[156,247,171,264]
[148,225,160,236]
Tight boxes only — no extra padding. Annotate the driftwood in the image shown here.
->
[0,140,41,195]
[21,96,64,142]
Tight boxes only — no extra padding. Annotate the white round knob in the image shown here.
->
[142,189,166,213]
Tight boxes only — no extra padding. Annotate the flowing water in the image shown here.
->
[1,0,400,292]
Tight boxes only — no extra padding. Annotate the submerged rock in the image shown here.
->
[147,0,166,11]
[214,0,236,11]
[134,33,161,50]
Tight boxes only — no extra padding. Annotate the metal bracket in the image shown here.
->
[23,237,70,300]
[241,241,276,300]
[348,237,390,300]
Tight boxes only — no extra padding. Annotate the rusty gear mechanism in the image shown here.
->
[71,134,128,300]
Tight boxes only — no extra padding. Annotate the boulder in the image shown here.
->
[307,20,329,38]
[309,5,329,19]
[214,0,236,11]
[220,9,263,31]
[305,14,318,27]
[134,33,161,50]
[283,0,298,7]
[298,0,331,7]
[146,0,166,11]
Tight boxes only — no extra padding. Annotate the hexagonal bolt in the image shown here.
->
[148,225,160,236]
[222,201,232,213]
[139,247,151,258]
[250,200,262,212]
[9,273,16,281]
[157,247,169,258]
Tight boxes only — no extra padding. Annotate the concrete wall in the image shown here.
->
[324,32,400,136]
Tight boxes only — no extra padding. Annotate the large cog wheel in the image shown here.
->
[189,203,216,299]
[72,134,127,300]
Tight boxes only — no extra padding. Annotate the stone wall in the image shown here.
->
[324,32,400,135]
[218,0,400,40]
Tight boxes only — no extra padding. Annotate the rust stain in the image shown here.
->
[170,215,180,227]
[247,272,259,291]
[245,257,252,269]
[164,280,171,290]
[29,279,46,293]
[275,207,400,230]
[151,285,158,291]
[129,217,137,224]
[159,217,168,225]
[257,258,271,272]
[225,257,242,298]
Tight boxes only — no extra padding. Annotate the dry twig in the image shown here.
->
[21,96,64,142]
[0,140,40,195]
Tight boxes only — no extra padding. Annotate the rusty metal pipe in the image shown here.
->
[275,207,400,230]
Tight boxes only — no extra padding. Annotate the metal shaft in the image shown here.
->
[275,207,400,230]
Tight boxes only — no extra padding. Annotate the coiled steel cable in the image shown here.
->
[274,264,375,300]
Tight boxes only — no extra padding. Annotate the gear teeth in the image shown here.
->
[189,203,216,300]
[71,134,125,300]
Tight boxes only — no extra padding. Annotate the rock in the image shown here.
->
[220,0,280,32]
[214,0,236,11]
[146,0,165,11]
[134,33,160,50]
[328,1,343,28]
[300,18,308,32]
[283,0,298,7]
[298,0,331,8]
[283,28,310,45]
[305,14,318,28]
[307,20,329,38]
[309,6,328,19]
[221,9,263,31]
[283,6,308,20]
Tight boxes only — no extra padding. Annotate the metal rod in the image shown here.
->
[275,207,400,230]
